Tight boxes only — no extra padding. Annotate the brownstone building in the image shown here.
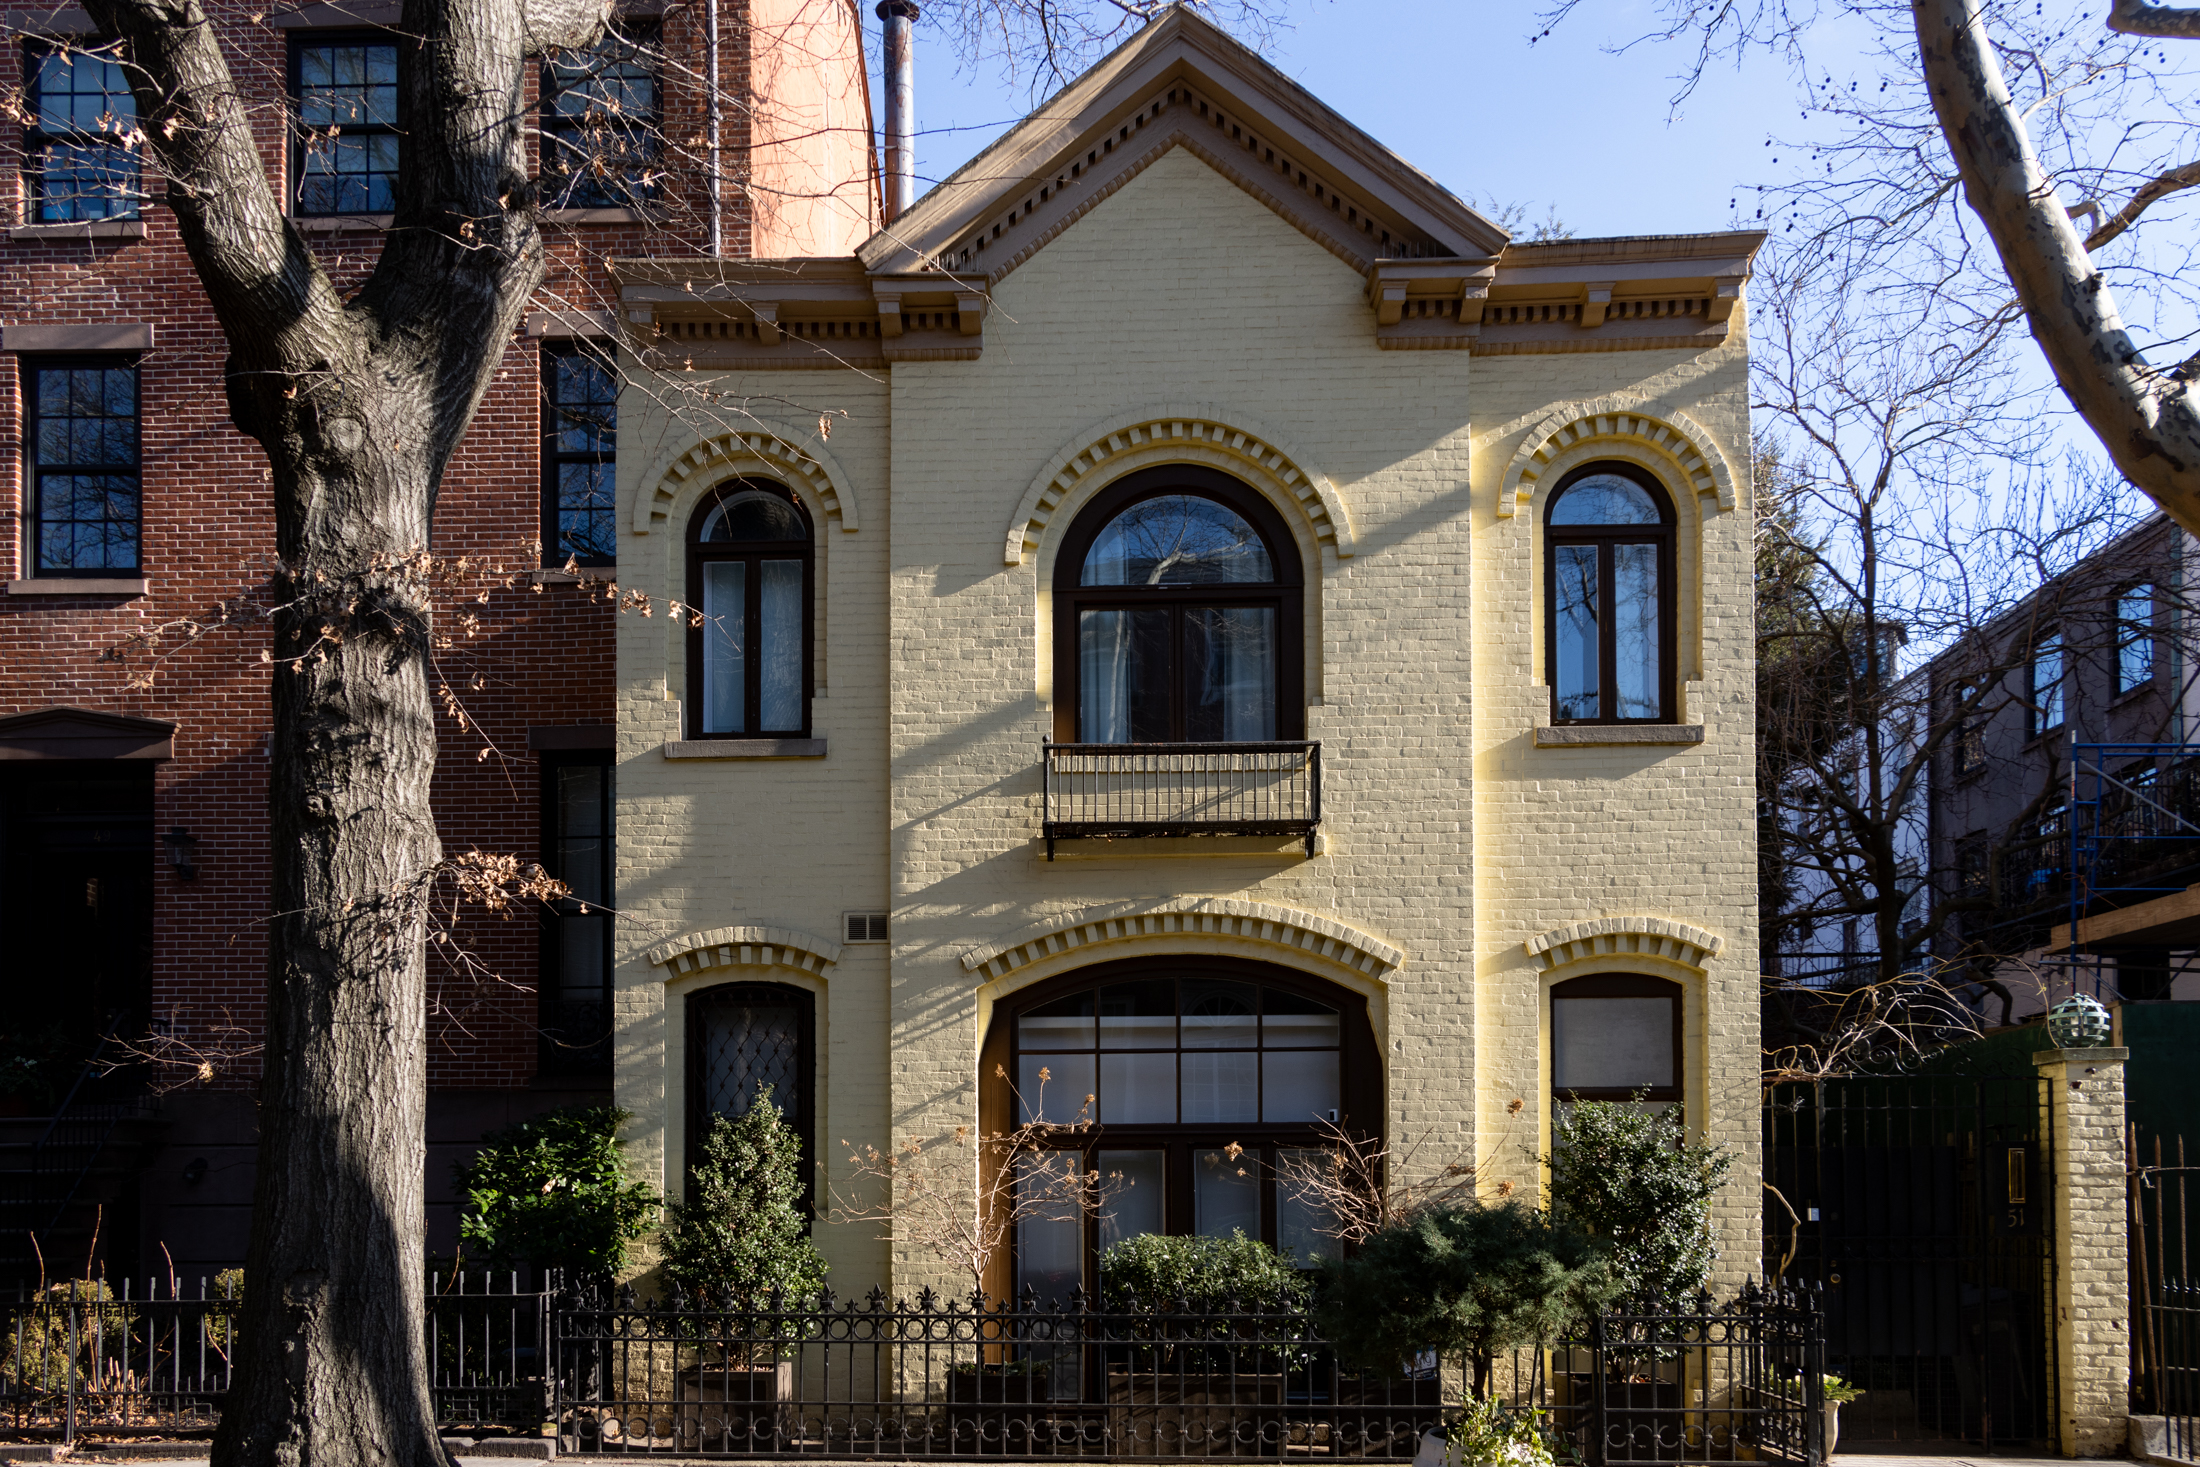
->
[0,0,874,1281]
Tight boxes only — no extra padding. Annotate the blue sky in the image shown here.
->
[885,1,1808,240]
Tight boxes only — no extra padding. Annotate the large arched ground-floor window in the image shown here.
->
[979,956,1382,1301]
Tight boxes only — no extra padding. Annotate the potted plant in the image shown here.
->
[1411,1392,1573,1467]
[1819,1374,1863,1455]
[659,1085,827,1451]
[1312,1200,1615,1467]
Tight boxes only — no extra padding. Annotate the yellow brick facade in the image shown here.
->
[608,10,1763,1298]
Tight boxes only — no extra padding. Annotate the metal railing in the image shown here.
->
[2132,1129,2200,1460]
[4,1276,1825,1463]
[1041,741,1321,859]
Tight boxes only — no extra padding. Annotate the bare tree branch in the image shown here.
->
[2082,156,2200,252]
[2109,0,2200,41]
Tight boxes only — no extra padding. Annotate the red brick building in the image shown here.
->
[0,0,874,1282]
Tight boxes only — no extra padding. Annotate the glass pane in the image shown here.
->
[1180,980,1257,1048]
[1100,1052,1177,1124]
[1098,981,1175,1048]
[1097,1149,1166,1251]
[701,488,806,541]
[1078,608,1171,742]
[1613,542,1660,720]
[1261,989,1340,1047]
[1184,607,1275,742]
[696,993,803,1122]
[759,559,804,730]
[1551,995,1676,1092]
[2121,587,2156,691]
[551,353,616,452]
[1018,1053,1095,1124]
[1194,1145,1261,1238]
[2034,634,2065,730]
[1082,494,1273,585]
[1275,1149,1342,1265]
[1261,1050,1340,1124]
[1016,1156,1083,1303]
[557,764,605,840]
[1019,993,1095,1050]
[1552,544,1600,720]
[1182,1051,1257,1124]
[1548,473,1662,525]
[557,913,607,998]
[702,560,746,733]
[33,141,139,222]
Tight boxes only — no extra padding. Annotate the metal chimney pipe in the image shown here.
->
[877,0,919,223]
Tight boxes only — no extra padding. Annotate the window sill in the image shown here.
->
[1536,723,1704,747]
[7,577,148,597]
[662,738,825,759]
[292,213,393,233]
[2110,681,2159,710]
[10,220,146,241]
[542,207,647,226]
[531,567,614,584]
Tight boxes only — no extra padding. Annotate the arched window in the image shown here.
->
[1053,468,1303,743]
[1549,973,1682,1113]
[1545,465,1676,724]
[686,982,815,1201]
[687,481,813,737]
[980,957,1379,1299]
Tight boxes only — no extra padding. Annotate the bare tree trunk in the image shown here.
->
[72,0,604,1460]
[1912,0,2200,527]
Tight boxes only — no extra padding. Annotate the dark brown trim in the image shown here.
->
[684,981,817,1209]
[1549,972,1682,1105]
[1543,461,1677,726]
[1050,466,1305,744]
[0,706,173,760]
[683,479,815,739]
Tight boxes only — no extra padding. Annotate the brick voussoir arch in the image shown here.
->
[1524,916,1725,973]
[960,899,1404,982]
[632,423,860,535]
[647,925,844,978]
[1005,405,1355,566]
[1496,398,1737,519]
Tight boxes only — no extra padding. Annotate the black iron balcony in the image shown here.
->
[1041,740,1321,859]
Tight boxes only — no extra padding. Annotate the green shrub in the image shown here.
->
[1311,1200,1614,1392]
[1099,1230,1309,1312]
[2,1280,136,1392]
[660,1087,828,1306]
[1545,1100,1735,1305]
[455,1105,659,1278]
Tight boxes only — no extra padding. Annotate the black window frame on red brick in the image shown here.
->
[23,39,141,223]
[538,749,614,1076]
[288,32,402,217]
[541,341,617,568]
[23,355,142,577]
[538,19,661,211]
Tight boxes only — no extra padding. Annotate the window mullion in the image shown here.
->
[745,551,763,735]
[1598,540,1617,722]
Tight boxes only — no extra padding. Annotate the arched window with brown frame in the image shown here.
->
[1549,972,1683,1114]
[1052,467,1304,744]
[686,479,814,738]
[1545,463,1677,725]
[979,957,1381,1302]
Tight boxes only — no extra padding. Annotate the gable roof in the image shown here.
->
[855,5,1510,282]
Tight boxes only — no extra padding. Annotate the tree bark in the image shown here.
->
[1912,0,2200,528]
[69,0,603,1462]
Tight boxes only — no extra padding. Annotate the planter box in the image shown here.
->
[679,1359,796,1451]
[1105,1369,1285,1456]
[948,1363,1059,1455]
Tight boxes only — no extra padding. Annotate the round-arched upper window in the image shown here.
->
[687,481,814,737]
[1081,495,1276,586]
[1544,463,1676,725]
[699,487,808,543]
[1548,473,1666,527]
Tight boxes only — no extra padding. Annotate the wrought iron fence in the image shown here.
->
[0,1271,546,1443]
[1041,741,1321,858]
[2132,1129,2200,1461]
[2,1275,1825,1464]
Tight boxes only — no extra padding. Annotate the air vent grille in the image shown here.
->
[845,912,888,942]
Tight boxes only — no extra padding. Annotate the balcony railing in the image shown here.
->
[1041,741,1321,859]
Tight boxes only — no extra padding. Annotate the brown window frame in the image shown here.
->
[1050,466,1305,744]
[1543,462,1678,726]
[1549,972,1683,1106]
[684,479,815,739]
[979,955,1382,1301]
[685,981,817,1209]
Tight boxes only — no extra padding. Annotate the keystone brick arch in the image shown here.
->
[646,925,843,978]
[1524,916,1725,974]
[1495,400,1737,520]
[960,898,1403,983]
[1004,405,1355,566]
[632,425,860,535]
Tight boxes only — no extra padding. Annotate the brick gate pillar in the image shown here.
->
[2035,1045,2130,1457]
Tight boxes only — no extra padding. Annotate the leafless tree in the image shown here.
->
[1267,1108,1519,1246]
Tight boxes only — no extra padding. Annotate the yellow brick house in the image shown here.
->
[607,7,1764,1297]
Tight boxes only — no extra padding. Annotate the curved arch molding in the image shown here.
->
[1496,400,1737,519]
[1525,917,1725,974]
[1004,406,1356,566]
[960,899,1403,982]
[632,426,861,535]
[647,925,843,978]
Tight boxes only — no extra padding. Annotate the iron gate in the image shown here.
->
[1763,1073,2054,1449]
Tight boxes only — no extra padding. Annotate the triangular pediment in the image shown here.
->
[0,706,176,760]
[857,7,1508,284]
